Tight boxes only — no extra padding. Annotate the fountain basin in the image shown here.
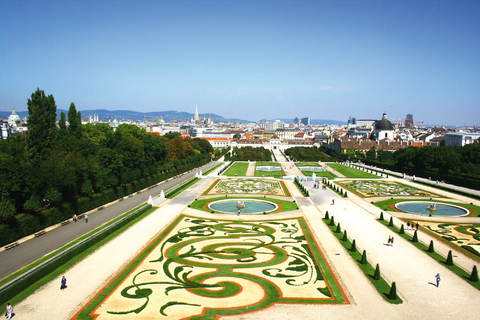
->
[208,199,278,214]
[299,167,325,172]
[395,201,469,217]
[256,166,281,171]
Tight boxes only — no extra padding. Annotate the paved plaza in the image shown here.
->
[9,162,480,319]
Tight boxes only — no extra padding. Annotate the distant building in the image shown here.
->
[8,108,21,127]
[405,113,414,129]
[373,112,394,140]
[0,121,12,140]
[293,117,299,125]
[301,117,310,126]
[445,132,480,146]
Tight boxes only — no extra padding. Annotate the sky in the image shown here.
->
[1,0,479,125]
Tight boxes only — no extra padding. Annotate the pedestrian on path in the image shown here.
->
[388,235,391,246]
[5,302,14,319]
[332,199,335,205]
[73,214,77,222]
[85,214,88,223]
[416,223,419,230]
[391,236,394,247]
[60,276,67,290]
[435,273,441,287]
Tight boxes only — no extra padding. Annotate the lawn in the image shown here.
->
[223,162,249,176]
[327,163,380,179]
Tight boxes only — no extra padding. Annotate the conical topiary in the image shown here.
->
[325,211,329,219]
[342,230,348,241]
[446,250,454,265]
[412,230,418,242]
[389,217,394,227]
[388,282,397,300]
[399,224,405,234]
[344,191,348,197]
[350,239,357,252]
[470,265,479,282]
[428,240,435,253]
[336,223,341,233]
[374,264,381,280]
[361,250,367,264]
[330,216,335,226]
[379,212,384,221]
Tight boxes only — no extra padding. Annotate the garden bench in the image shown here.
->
[5,242,18,250]
[34,230,46,237]
[61,220,71,226]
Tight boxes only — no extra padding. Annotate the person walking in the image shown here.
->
[388,236,391,246]
[5,303,14,319]
[435,273,441,287]
[332,199,335,205]
[60,276,67,290]
[391,236,394,247]
[73,214,77,222]
[85,214,88,223]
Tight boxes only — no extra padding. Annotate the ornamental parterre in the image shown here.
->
[73,215,348,320]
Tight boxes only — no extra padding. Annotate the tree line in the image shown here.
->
[225,146,272,161]
[0,89,213,245]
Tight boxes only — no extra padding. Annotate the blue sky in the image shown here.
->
[1,0,479,125]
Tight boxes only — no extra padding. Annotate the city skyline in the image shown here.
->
[1,0,479,126]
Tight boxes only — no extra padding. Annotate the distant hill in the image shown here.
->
[0,109,345,125]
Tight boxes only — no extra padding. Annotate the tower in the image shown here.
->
[194,104,199,122]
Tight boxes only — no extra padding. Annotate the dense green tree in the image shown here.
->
[0,197,16,220]
[26,88,58,166]
[67,102,83,139]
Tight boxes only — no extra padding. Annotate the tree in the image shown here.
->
[67,103,83,139]
[233,133,242,139]
[26,88,58,166]
[0,197,16,220]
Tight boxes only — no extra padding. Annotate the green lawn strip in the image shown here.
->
[377,219,480,290]
[0,203,149,288]
[223,162,249,176]
[203,163,222,175]
[301,170,337,179]
[371,199,480,217]
[255,161,280,166]
[279,181,291,197]
[322,217,402,304]
[254,168,286,178]
[190,197,298,213]
[327,163,380,179]
[3,205,158,307]
[202,179,220,195]
[166,178,199,199]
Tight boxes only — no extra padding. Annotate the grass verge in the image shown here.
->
[323,216,402,304]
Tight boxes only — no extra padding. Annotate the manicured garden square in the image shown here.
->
[336,180,440,198]
[73,215,348,320]
[203,178,290,196]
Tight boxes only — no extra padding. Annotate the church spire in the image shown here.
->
[194,104,199,121]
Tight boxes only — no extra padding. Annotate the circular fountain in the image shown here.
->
[208,199,278,214]
[395,201,469,217]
